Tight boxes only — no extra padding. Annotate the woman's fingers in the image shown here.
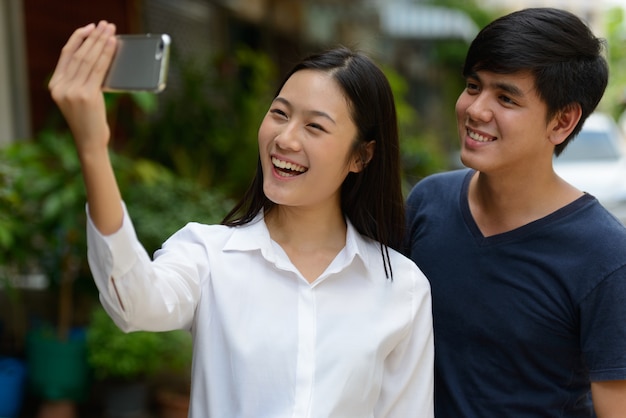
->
[49,20,117,95]
[48,22,95,89]
[89,27,118,89]
[70,21,116,88]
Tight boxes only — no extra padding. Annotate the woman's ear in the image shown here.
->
[549,104,582,146]
[351,141,376,173]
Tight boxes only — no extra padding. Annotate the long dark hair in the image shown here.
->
[222,47,404,278]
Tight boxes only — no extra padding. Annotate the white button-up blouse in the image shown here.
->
[86,203,434,418]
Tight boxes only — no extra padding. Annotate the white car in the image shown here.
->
[554,112,626,224]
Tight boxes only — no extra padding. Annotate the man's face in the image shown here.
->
[456,70,557,175]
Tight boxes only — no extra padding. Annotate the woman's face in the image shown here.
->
[258,69,361,211]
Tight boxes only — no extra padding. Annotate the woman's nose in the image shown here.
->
[274,123,302,151]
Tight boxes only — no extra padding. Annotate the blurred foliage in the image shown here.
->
[0,131,88,285]
[0,131,98,341]
[86,305,193,383]
[602,7,626,119]
[126,45,277,198]
[117,155,233,256]
[0,130,232,274]
[86,306,163,381]
[383,65,448,191]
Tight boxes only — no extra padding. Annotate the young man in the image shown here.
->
[405,7,626,417]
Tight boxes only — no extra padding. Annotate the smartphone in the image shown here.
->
[102,34,171,93]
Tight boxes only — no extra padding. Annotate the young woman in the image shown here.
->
[50,21,433,417]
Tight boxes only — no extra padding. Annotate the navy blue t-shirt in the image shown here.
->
[406,169,626,417]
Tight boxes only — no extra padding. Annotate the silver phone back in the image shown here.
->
[103,34,171,92]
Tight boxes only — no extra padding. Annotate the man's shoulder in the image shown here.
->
[407,169,470,200]
[415,168,469,187]
[576,199,626,242]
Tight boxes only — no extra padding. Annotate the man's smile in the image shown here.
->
[467,128,497,142]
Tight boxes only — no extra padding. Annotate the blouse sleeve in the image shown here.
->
[375,267,435,418]
[86,202,204,333]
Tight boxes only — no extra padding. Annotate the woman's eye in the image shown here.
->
[270,108,287,118]
[307,123,325,132]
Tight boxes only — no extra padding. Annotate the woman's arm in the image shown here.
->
[49,20,123,235]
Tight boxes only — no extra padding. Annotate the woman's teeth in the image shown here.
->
[272,157,307,176]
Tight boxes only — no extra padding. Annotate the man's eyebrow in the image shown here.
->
[467,72,525,98]
[494,81,524,98]
[273,96,336,124]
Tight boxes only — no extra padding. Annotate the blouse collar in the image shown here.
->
[222,212,372,279]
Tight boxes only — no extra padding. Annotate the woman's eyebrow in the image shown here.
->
[273,96,336,125]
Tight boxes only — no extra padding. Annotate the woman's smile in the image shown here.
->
[271,156,308,177]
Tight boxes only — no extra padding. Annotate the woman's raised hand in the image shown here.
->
[50,21,125,235]
[49,21,117,153]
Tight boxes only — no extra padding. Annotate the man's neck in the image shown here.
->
[468,169,583,236]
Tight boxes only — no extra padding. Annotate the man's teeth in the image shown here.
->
[272,157,307,175]
[468,130,494,142]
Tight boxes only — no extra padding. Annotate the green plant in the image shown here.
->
[86,306,164,381]
[0,131,92,341]
[381,65,449,191]
[116,156,233,256]
[129,45,277,197]
[153,328,193,398]
[602,6,626,119]
[158,328,193,379]
[86,306,193,386]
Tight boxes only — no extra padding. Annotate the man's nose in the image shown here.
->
[466,93,493,122]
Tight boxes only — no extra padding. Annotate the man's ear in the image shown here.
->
[549,104,582,146]
[350,140,376,173]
